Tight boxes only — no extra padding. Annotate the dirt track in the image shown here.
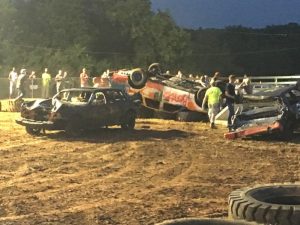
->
[0,112,299,225]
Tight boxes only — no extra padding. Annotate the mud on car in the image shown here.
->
[16,88,140,136]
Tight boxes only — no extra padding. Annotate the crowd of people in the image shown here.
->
[7,67,114,101]
[8,67,72,100]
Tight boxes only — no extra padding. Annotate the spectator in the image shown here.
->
[198,75,210,87]
[225,75,236,131]
[210,72,221,86]
[241,74,252,94]
[80,68,89,87]
[62,71,69,89]
[55,70,64,93]
[170,70,183,81]
[177,70,183,78]
[15,69,27,101]
[101,70,111,87]
[202,81,222,129]
[29,71,36,80]
[29,71,37,98]
[42,68,52,98]
[8,67,18,98]
[234,79,242,95]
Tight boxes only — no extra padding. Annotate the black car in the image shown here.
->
[16,88,140,136]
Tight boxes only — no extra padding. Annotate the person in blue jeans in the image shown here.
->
[225,75,236,131]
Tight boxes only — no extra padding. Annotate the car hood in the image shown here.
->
[27,99,52,110]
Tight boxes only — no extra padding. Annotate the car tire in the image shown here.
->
[138,106,154,118]
[229,183,300,225]
[278,120,295,140]
[65,122,82,137]
[194,88,207,107]
[148,63,162,76]
[25,126,42,136]
[155,218,258,225]
[121,112,136,130]
[128,69,148,89]
[176,111,208,122]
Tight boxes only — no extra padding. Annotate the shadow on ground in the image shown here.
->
[244,131,300,144]
[42,128,193,143]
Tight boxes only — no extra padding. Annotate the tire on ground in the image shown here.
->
[176,111,208,122]
[128,69,148,89]
[155,218,258,225]
[229,183,300,225]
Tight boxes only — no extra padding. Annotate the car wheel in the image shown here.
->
[229,183,300,225]
[65,122,82,137]
[156,218,258,225]
[121,112,136,130]
[279,120,295,140]
[128,69,148,89]
[194,87,207,107]
[138,106,154,118]
[148,63,161,76]
[25,126,42,136]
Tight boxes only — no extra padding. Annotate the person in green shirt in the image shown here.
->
[202,81,222,128]
[42,68,52,98]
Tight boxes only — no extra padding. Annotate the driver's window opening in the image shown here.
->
[94,92,106,104]
[70,91,91,103]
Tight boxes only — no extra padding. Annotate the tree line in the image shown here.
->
[0,0,300,77]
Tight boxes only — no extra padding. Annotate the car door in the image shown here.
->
[104,90,127,124]
[89,91,111,126]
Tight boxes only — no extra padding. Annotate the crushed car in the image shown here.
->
[224,81,300,139]
[107,63,226,121]
[16,88,140,136]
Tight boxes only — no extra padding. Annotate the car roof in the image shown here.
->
[61,87,124,92]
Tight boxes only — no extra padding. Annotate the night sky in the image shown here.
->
[151,0,300,29]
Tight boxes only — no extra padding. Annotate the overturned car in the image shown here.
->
[109,63,225,121]
[224,81,300,139]
[16,88,140,136]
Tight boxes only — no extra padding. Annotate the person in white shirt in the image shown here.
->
[8,67,18,98]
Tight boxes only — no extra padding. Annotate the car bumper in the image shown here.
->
[16,118,54,130]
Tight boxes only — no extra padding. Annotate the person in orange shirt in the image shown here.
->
[80,68,89,87]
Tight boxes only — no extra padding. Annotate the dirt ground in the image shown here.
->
[0,112,299,225]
